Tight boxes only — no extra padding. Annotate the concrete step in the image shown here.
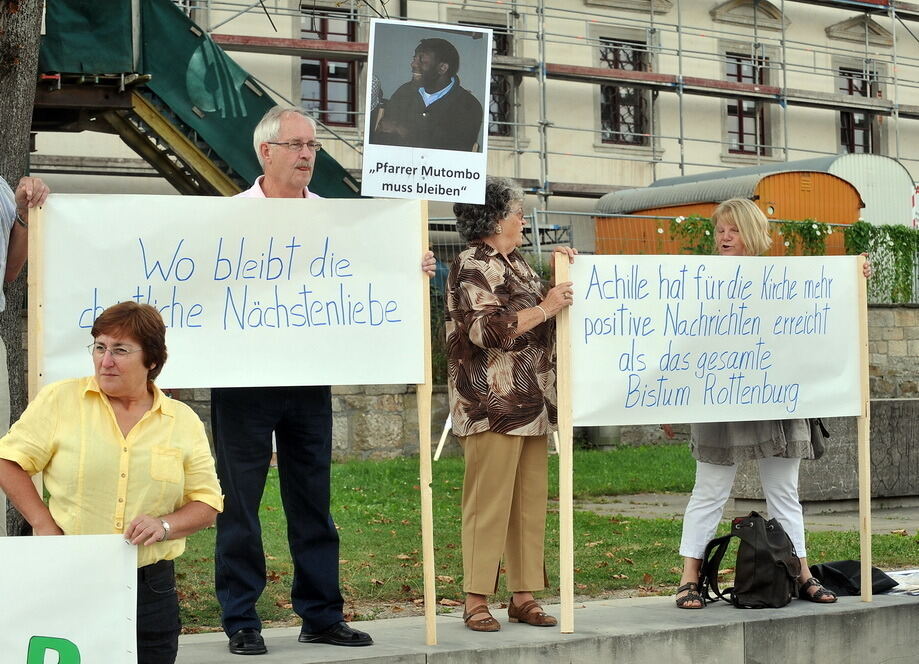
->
[176,594,919,664]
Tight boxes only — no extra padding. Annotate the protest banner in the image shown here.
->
[0,534,136,664]
[554,254,870,630]
[360,19,491,204]
[30,195,425,390]
[29,193,440,644]
[569,255,863,425]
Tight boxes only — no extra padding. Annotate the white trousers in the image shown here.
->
[679,456,806,559]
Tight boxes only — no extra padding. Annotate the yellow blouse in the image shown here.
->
[0,376,223,567]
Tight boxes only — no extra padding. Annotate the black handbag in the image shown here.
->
[700,511,801,608]
[809,418,829,460]
[808,560,897,596]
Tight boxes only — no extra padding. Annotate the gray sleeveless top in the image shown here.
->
[690,419,814,466]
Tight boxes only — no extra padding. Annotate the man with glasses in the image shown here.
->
[0,175,49,536]
[214,106,434,655]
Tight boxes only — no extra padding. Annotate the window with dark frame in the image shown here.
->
[172,0,194,15]
[599,38,649,146]
[459,22,514,137]
[839,67,876,154]
[300,8,357,127]
[725,52,768,155]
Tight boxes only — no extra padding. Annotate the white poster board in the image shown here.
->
[0,534,136,664]
[36,195,425,388]
[360,19,490,203]
[571,255,861,426]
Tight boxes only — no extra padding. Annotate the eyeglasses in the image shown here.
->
[88,342,143,358]
[265,140,323,153]
[509,208,525,218]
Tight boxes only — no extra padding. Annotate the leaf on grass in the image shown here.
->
[436,575,455,583]
[604,551,615,558]
[669,567,682,574]
[438,598,462,606]
[266,571,282,583]
[623,558,635,565]
[642,573,653,585]
[891,529,909,536]
[264,506,278,512]
[339,559,349,565]
[595,561,609,568]
[719,568,734,576]
[343,611,355,621]
[612,574,628,580]
[585,540,603,548]
[412,598,424,606]
[371,578,385,586]
[576,583,587,590]
[275,600,292,609]
[391,605,404,612]
[396,553,412,560]
[401,584,412,594]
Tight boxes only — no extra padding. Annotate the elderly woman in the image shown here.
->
[447,176,575,632]
[670,198,869,609]
[0,302,223,664]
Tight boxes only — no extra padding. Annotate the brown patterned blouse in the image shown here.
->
[445,241,557,437]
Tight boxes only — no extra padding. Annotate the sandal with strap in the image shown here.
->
[675,581,705,609]
[508,598,557,626]
[463,604,501,632]
[798,577,838,603]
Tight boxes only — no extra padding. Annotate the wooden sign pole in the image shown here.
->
[416,201,437,643]
[856,255,872,601]
[554,252,575,633]
[26,206,44,496]
[27,206,43,401]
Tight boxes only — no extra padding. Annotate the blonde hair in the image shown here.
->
[711,198,773,256]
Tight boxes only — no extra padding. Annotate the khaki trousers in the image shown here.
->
[460,431,549,595]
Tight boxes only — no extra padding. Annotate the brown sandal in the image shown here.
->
[463,604,501,632]
[507,598,558,626]
[798,577,837,603]
[675,582,705,609]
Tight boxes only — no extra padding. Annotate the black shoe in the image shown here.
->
[228,628,267,655]
[298,621,373,647]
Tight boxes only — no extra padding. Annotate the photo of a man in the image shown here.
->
[370,37,484,152]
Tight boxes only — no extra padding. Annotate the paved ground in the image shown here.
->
[176,594,919,663]
[574,493,919,534]
[175,497,919,662]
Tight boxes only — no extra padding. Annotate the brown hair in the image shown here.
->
[711,198,773,256]
[91,302,167,381]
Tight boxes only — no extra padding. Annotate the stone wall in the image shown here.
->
[733,400,919,502]
[866,304,919,398]
[733,304,919,502]
[169,304,918,464]
[169,385,450,462]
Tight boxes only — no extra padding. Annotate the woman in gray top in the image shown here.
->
[669,198,865,609]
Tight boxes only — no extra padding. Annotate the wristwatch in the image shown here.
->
[159,519,171,542]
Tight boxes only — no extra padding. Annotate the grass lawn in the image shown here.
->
[176,446,919,631]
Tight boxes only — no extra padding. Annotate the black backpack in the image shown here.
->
[700,511,801,608]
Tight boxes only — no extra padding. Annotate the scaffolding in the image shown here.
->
[157,1,919,207]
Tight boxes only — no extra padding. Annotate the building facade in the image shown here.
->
[31,1,919,229]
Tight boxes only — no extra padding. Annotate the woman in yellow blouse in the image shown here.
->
[0,301,223,664]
